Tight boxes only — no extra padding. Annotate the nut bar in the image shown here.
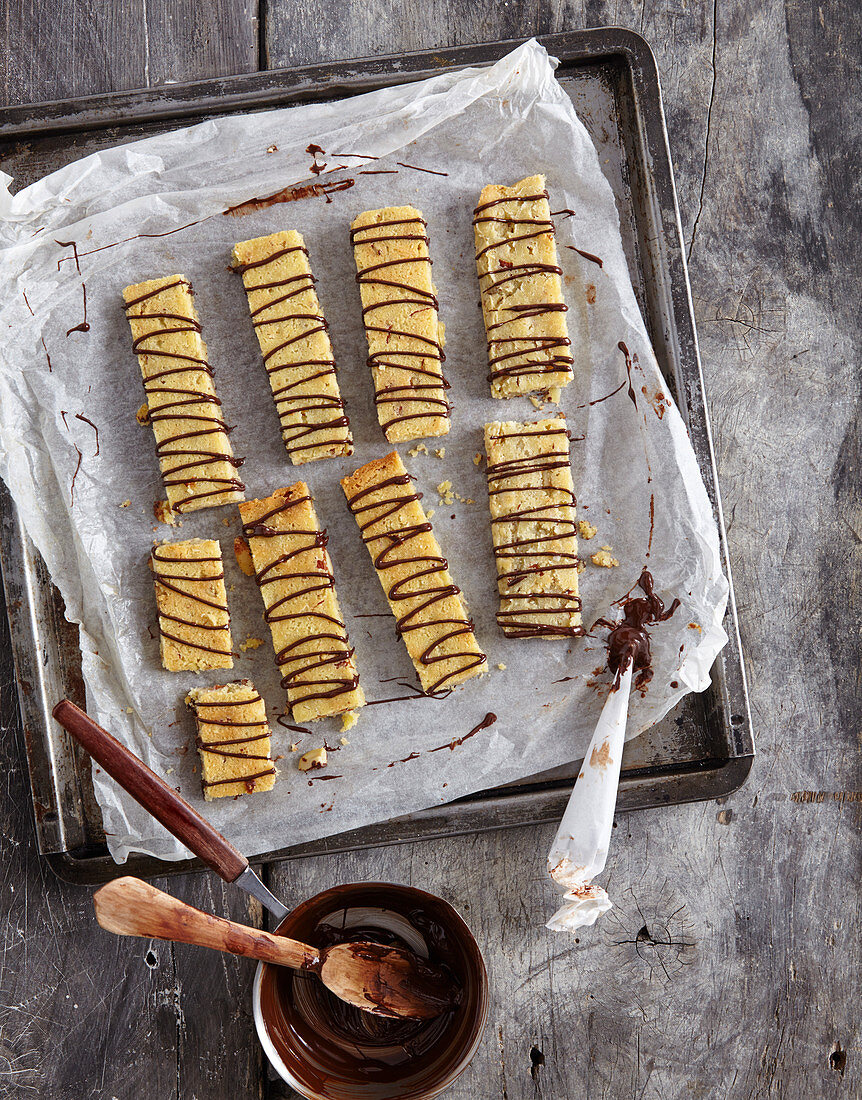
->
[123,275,245,513]
[341,451,487,693]
[232,231,353,464]
[350,206,450,442]
[473,174,574,399]
[150,538,234,671]
[484,416,581,638]
[186,680,275,800]
[238,485,365,724]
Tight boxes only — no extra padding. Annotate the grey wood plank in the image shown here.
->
[263,1,861,1098]
[0,0,259,106]
[0,4,266,1093]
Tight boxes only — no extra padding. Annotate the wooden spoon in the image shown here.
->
[95,877,458,1020]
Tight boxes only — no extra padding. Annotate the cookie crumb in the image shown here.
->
[340,710,358,734]
[297,746,327,772]
[473,452,483,466]
[590,546,619,568]
[578,520,598,540]
[547,386,562,404]
[434,447,445,459]
[153,500,177,526]
[408,442,429,457]
[234,537,255,577]
[497,663,507,671]
[240,637,263,652]
[436,480,454,505]
[339,736,350,746]
[119,499,131,509]
[135,402,150,426]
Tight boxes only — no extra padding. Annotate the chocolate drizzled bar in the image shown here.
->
[238,485,365,724]
[232,231,353,465]
[341,451,487,693]
[484,416,581,638]
[186,680,275,800]
[350,206,450,443]
[473,174,574,399]
[150,538,233,671]
[123,276,245,513]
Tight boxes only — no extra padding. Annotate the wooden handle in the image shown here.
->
[53,700,247,882]
[94,878,319,970]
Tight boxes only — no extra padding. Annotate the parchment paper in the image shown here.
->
[0,41,728,862]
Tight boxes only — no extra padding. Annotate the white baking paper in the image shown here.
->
[546,664,632,931]
[0,41,728,862]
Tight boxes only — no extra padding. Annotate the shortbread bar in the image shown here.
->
[123,276,244,513]
[473,175,573,399]
[232,231,353,464]
[341,451,487,693]
[150,538,233,671]
[238,485,365,724]
[484,416,581,638]
[186,680,276,800]
[350,206,450,442]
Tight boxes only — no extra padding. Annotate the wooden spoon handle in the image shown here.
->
[94,878,319,970]
[53,700,247,882]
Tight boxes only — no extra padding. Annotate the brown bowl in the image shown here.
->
[253,882,488,1100]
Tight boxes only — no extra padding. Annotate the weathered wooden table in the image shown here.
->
[1,2,858,1097]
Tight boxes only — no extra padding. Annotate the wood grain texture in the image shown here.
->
[0,0,860,1098]
[0,0,259,104]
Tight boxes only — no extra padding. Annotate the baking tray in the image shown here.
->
[0,28,753,884]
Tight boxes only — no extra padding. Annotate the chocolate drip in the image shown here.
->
[486,425,582,638]
[344,472,486,692]
[124,280,245,512]
[351,216,451,438]
[600,569,680,690]
[233,243,352,459]
[75,412,99,456]
[242,493,360,711]
[473,190,573,387]
[193,692,275,790]
[568,245,604,268]
[66,283,90,336]
[150,545,232,658]
[396,161,449,177]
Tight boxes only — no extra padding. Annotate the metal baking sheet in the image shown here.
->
[0,28,754,884]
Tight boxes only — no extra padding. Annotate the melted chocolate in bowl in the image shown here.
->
[256,883,488,1099]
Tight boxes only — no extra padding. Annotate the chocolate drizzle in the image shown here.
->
[233,242,352,461]
[473,189,573,390]
[223,179,354,216]
[69,444,83,506]
[600,569,680,690]
[344,470,486,692]
[65,283,89,336]
[75,412,99,456]
[396,161,449,177]
[351,214,451,439]
[150,544,232,659]
[485,422,582,638]
[242,492,361,713]
[568,245,604,268]
[124,278,245,512]
[192,690,275,792]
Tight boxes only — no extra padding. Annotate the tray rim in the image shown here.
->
[0,26,754,884]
